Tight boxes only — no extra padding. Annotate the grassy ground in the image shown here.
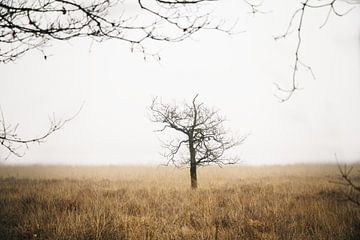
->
[0,164,359,240]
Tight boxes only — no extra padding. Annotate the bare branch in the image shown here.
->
[0,0,264,63]
[334,154,360,207]
[0,103,83,160]
[274,0,359,102]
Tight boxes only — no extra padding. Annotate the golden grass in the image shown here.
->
[0,164,359,240]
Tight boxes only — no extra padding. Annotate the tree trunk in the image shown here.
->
[189,133,197,189]
[190,162,197,189]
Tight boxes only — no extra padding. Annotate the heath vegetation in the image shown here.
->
[0,164,359,240]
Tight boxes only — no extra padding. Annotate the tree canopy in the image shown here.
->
[150,95,245,188]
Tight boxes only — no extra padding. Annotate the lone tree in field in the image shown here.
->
[149,94,245,189]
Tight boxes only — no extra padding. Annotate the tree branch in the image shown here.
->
[0,103,83,160]
[274,0,358,102]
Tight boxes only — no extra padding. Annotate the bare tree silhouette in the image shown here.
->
[149,94,246,189]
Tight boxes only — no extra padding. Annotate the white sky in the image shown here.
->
[1,0,359,165]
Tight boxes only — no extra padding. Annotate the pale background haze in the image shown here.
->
[1,0,359,165]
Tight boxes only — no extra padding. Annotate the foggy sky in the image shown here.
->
[1,1,360,165]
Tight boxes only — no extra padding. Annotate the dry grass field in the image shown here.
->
[0,164,359,240]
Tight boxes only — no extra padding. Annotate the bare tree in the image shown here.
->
[149,94,245,189]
